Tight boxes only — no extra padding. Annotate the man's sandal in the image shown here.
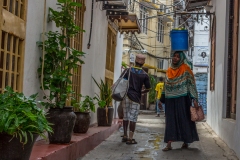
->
[126,139,137,145]
[122,136,128,142]
[162,146,172,151]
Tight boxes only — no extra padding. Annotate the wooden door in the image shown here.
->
[105,24,117,86]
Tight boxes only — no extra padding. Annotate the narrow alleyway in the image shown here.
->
[78,112,238,160]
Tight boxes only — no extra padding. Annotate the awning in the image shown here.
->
[108,14,141,33]
[143,64,166,73]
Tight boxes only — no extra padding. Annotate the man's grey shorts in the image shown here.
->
[122,96,140,122]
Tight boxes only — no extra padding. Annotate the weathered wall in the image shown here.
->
[207,0,240,158]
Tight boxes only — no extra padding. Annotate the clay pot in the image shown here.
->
[73,112,91,133]
[97,107,114,126]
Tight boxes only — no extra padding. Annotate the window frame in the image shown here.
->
[140,6,148,35]
[157,18,164,43]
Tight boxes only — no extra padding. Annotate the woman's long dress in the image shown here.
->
[163,96,199,143]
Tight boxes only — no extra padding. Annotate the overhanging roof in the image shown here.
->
[186,0,209,11]
[139,1,156,10]
[109,14,141,33]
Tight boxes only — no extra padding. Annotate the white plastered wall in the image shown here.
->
[23,1,59,98]
[207,0,240,158]
[81,1,123,124]
[23,1,123,124]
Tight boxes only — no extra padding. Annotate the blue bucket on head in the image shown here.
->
[170,30,189,51]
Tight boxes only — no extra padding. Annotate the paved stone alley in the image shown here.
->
[78,112,238,160]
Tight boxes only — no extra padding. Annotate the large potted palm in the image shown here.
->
[92,78,113,126]
[0,87,52,160]
[37,0,85,143]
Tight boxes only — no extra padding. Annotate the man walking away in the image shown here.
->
[121,54,151,145]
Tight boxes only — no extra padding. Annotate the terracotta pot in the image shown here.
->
[0,133,38,160]
[73,112,91,133]
[47,107,76,144]
[97,107,114,126]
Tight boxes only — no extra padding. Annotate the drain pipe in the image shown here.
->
[87,0,94,49]
[41,0,47,93]
[40,0,50,103]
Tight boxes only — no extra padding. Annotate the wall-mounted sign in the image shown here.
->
[193,47,209,67]
[130,53,135,63]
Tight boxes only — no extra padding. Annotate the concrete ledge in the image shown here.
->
[30,119,121,160]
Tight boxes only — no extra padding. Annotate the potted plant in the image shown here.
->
[92,77,114,126]
[72,95,96,133]
[37,0,85,143]
[0,86,53,160]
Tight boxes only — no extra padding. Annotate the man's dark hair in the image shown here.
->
[159,77,164,81]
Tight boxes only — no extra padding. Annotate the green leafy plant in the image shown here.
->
[122,61,128,69]
[37,0,85,108]
[72,95,97,113]
[0,86,53,144]
[148,74,157,104]
[92,77,112,108]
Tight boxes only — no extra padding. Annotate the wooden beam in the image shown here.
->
[230,0,239,119]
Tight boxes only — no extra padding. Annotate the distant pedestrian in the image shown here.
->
[160,51,199,151]
[155,77,165,117]
[121,54,151,145]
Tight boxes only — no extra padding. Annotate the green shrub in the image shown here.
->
[0,86,53,144]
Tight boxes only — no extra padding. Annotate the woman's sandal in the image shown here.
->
[122,136,128,142]
[162,146,172,151]
[126,139,137,145]
[181,143,189,149]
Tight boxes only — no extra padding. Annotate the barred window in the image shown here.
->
[0,0,27,93]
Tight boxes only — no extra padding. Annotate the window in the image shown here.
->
[140,6,148,34]
[157,18,164,43]
[0,0,27,93]
[157,59,164,69]
[71,0,85,101]
[160,4,166,13]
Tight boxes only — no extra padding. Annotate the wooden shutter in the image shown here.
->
[230,0,239,119]
[105,24,117,86]
[0,0,28,93]
[210,15,216,91]
[71,0,85,102]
